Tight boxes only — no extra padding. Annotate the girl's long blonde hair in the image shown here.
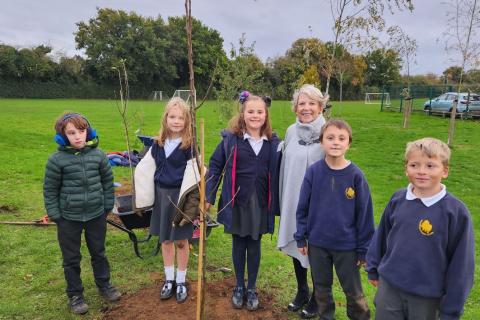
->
[156,97,192,149]
[228,94,273,139]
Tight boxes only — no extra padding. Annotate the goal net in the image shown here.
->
[149,91,166,101]
[172,89,196,103]
[365,92,391,106]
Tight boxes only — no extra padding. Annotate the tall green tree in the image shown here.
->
[75,8,225,94]
[364,48,402,87]
[0,45,19,78]
[165,16,226,94]
[442,66,464,84]
[75,8,174,87]
[15,45,56,80]
[216,34,265,119]
[265,38,327,99]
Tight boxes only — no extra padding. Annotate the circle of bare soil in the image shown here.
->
[103,277,288,320]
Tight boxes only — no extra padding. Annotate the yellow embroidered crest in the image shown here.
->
[419,219,434,236]
[345,187,355,199]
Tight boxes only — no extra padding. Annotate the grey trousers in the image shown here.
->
[308,245,370,320]
[374,277,440,320]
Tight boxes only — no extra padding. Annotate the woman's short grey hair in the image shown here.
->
[292,84,329,112]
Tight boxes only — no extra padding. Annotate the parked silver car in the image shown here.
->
[424,92,480,114]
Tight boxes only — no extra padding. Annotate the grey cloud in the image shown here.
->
[0,0,462,75]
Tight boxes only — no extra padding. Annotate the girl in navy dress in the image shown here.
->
[149,97,194,303]
[206,91,280,311]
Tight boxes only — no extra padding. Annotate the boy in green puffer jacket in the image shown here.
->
[43,112,121,315]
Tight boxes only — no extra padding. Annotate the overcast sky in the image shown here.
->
[0,0,463,76]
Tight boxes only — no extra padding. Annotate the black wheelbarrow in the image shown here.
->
[107,194,157,259]
[107,194,219,258]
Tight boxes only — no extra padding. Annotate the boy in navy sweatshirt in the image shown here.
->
[295,119,374,320]
[366,137,474,320]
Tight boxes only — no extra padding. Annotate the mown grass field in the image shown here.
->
[0,98,478,319]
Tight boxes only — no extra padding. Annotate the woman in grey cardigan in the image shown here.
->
[278,84,328,319]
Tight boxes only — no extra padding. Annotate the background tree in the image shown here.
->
[75,8,173,85]
[265,38,326,99]
[0,45,19,79]
[165,16,226,94]
[443,0,480,145]
[364,48,402,88]
[387,26,417,88]
[14,45,56,81]
[298,64,321,88]
[323,0,414,96]
[75,8,226,95]
[386,26,417,128]
[465,68,480,83]
[442,66,464,84]
[264,55,300,99]
[331,43,367,101]
[215,34,265,120]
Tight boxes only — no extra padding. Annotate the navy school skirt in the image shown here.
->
[225,190,268,240]
[150,185,193,242]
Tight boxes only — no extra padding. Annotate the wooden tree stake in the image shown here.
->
[196,119,206,320]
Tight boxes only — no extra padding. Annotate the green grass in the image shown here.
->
[0,98,478,319]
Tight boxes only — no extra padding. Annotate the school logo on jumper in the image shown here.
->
[345,187,355,199]
[419,219,434,236]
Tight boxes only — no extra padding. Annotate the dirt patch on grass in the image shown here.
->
[103,277,288,320]
[0,204,19,214]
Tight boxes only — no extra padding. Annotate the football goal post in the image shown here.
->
[172,89,196,103]
[365,92,391,106]
[150,91,166,101]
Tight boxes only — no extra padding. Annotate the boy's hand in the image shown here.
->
[50,216,62,224]
[369,279,378,287]
[357,259,366,268]
[298,247,308,256]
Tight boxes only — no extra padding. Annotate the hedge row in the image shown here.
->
[0,79,171,99]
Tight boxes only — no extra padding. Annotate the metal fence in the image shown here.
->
[366,84,480,113]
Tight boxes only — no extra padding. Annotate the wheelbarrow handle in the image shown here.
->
[107,218,144,259]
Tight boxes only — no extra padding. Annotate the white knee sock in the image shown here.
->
[176,268,187,284]
[165,265,175,281]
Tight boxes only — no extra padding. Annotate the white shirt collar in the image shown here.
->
[405,183,447,207]
[166,137,182,144]
[243,132,267,141]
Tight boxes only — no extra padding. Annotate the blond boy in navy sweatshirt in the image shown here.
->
[366,138,474,320]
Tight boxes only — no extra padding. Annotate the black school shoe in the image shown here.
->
[176,282,188,303]
[300,309,318,319]
[246,289,259,311]
[68,295,89,315]
[287,290,309,312]
[231,286,245,309]
[300,296,318,319]
[99,285,122,302]
[160,280,176,300]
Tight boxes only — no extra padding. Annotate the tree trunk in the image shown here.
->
[339,73,344,102]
